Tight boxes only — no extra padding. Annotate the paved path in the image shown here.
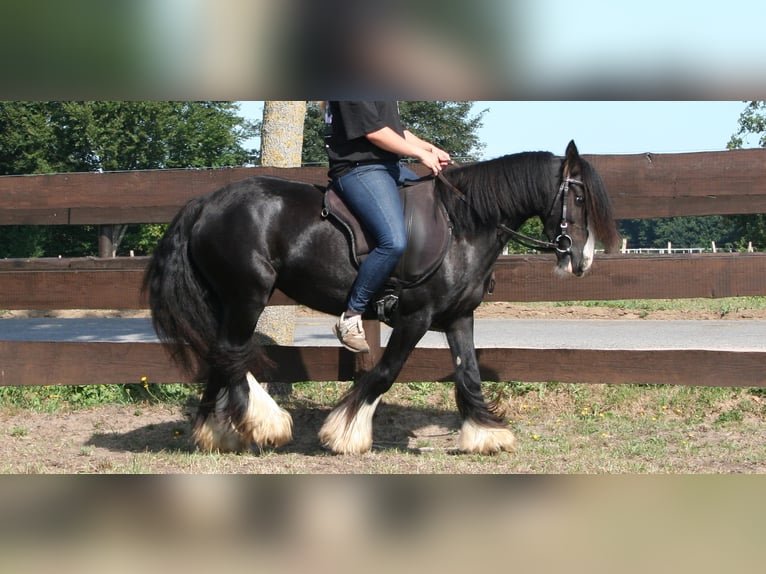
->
[2,316,766,352]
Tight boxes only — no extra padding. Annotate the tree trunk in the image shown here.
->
[260,101,307,168]
[256,101,306,358]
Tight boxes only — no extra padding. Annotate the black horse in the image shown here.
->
[144,141,620,455]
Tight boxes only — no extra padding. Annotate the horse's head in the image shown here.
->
[543,141,620,277]
[433,142,620,277]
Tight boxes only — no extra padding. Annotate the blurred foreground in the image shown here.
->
[1,475,763,574]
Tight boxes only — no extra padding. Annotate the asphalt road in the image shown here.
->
[2,316,765,352]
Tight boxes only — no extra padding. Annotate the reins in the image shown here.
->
[436,170,581,255]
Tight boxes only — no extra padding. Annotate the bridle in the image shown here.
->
[436,169,584,256]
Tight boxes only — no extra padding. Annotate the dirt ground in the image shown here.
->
[2,303,765,473]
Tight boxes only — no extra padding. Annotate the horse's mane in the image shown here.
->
[435,152,620,251]
[435,152,556,235]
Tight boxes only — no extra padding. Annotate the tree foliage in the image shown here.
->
[48,101,255,172]
[0,101,256,257]
[398,101,486,161]
[0,102,61,175]
[619,216,743,251]
[728,101,766,150]
[301,102,328,166]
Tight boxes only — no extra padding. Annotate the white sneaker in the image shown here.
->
[333,313,370,353]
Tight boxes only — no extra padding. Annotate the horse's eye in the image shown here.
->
[575,195,585,206]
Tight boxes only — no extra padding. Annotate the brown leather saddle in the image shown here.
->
[321,177,452,288]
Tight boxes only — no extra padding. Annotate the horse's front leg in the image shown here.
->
[446,314,516,454]
[319,318,430,454]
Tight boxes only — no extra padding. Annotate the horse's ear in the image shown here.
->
[564,140,581,175]
[565,140,580,162]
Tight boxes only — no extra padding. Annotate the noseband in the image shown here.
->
[437,171,583,255]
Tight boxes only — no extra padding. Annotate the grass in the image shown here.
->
[485,381,766,473]
[0,382,199,413]
[265,380,765,473]
[550,296,766,316]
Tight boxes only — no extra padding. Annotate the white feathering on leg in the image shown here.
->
[458,419,516,454]
[242,372,293,448]
[192,387,247,453]
[318,397,382,454]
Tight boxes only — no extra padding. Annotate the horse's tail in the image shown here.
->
[143,196,217,376]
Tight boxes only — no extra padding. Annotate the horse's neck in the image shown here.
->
[480,156,560,225]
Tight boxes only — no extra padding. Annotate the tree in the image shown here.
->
[726,101,766,249]
[0,101,256,258]
[398,101,485,161]
[0,102,59,175]
[261,101,306,167]
[47,101,255,172]
[619,216,741,251]
[302,102,328,166]
[728,101,766,150]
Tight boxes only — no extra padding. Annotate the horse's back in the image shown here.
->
[195,175,322,228]
[203,175,322,207]
[190,174,337,268]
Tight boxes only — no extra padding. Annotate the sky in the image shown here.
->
[467,101,750,159]
[239,101,754,161]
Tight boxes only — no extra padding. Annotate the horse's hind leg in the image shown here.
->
[193,301,293,453]
[446,315,516,454]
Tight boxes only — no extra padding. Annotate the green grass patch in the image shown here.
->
[287,381,352,408]
[0,383,199,412]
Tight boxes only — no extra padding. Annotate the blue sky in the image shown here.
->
[468,101,749,159]
[240,101,753,161]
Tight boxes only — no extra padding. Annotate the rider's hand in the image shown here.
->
[419,147,451,175]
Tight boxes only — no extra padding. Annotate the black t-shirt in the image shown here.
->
[325,101,405,179]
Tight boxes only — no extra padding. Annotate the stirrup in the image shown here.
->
[375,293,400,324]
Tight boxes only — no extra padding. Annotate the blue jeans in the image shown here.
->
[334,162,419,314]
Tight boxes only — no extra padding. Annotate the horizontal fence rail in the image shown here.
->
[2,149,766,225]
[2,342,764,388]
[2,252,766,310]
[2,149,766,388]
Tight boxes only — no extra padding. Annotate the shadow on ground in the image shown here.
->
[85,401,463,456]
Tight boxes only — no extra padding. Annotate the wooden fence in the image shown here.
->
[2,149,766,388]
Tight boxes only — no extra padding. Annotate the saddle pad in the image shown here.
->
[323,178,452,287]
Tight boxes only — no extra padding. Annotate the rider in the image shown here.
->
[325,101,451,353]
